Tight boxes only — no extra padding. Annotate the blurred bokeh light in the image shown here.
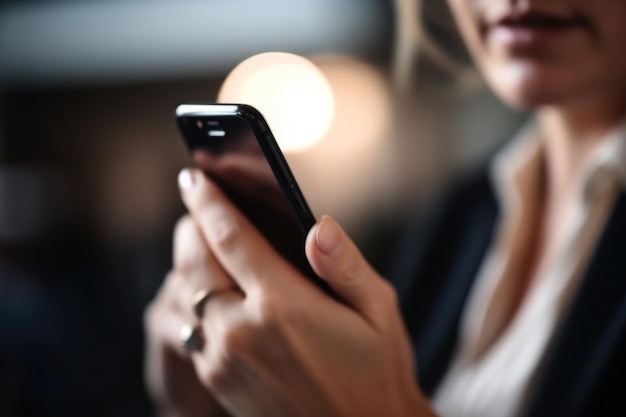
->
[218,52,334,153]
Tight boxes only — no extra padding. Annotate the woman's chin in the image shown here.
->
[495,88,567,111]
[484,64,584,111]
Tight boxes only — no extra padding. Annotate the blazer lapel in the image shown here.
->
[414,175,499,395]
[525,192,626,416]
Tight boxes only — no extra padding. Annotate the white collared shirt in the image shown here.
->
[432,121,626,417]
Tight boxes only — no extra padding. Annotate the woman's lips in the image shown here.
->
[486,12,586,52]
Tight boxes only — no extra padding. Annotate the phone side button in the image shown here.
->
[289,183,310,216]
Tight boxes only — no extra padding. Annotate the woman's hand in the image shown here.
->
[147,168,435,417]
[144,213,234,417]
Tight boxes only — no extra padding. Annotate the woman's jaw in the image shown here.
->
[447,0,626,113]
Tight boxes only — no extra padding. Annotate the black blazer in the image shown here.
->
[389,168,626,416]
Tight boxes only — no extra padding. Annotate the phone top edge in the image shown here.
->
[176,104,240,117]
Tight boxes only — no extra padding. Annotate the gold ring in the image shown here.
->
[179,323,204,352]
[192,289,212,318]
[192,287,234,318]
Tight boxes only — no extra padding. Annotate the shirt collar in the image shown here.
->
[491,118,626,213]
[578,119,626,201]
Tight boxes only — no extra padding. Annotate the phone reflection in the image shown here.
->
[189,121,315,281]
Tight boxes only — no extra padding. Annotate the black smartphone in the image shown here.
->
[176,103,328,291]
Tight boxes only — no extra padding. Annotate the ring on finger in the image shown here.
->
[179,323,204,352]
[192,289,212,318]
[191,287,234,318]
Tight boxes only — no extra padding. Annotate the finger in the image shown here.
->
[305,216,393,327]
[144,303,218,415]
[192,290,247,383]
[173,215,208,272]
[145,298,198,359]
[174,215,226,284]
[173,215,237,316]
[174,270,236,323]
[178,168,293,293]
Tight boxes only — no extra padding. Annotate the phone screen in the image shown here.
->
[177,106,320,284]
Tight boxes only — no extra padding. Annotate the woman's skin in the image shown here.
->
[145,0,626,416]
[145,170,433,417]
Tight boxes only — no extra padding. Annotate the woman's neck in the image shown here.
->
[537,101,626,199]
[519,100,626,297]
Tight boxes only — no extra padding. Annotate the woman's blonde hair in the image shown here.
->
[392,0,479,95]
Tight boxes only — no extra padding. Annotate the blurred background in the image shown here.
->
[0,0,525,415]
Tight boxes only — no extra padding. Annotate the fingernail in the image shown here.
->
[315,216,342,256]
[178,169,195,190]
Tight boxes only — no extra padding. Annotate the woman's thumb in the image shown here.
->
[305,216,390,323]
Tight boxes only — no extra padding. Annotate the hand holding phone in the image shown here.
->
[176,103,328,291]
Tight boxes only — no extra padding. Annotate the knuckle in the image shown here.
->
[144,272,178,332]
[174,260,193,278]
[173,215,194,247]
[258,297,282,327]
[174,214,194,233]
[172,216,200,273]
[174,260,196,283]
[157,271,180,301]
[162,270,179,289]
[257,294,294,329]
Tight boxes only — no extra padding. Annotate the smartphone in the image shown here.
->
[176,103,328,291]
